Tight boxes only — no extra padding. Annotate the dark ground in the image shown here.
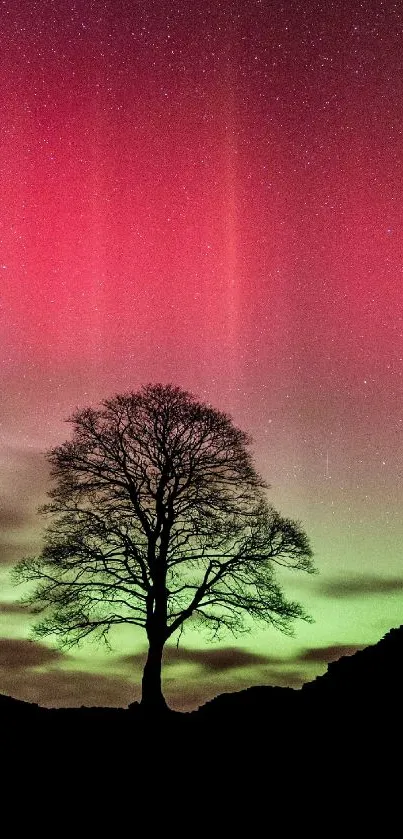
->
[1,627,402,823]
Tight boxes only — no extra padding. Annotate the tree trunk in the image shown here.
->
[141,637,168,713]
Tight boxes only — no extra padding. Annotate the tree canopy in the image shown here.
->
[14,383,315,710]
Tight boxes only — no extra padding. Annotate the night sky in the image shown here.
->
[1,0,403,710]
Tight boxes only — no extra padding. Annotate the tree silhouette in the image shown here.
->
[14,384,315,711]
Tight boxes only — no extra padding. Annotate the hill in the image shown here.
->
[1,625,402,753]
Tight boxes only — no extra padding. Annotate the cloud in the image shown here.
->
[0,447,49,564]
[0,539,40,566]
[0,637,65,669]
[0,448,49,507]
[0,659,307,711]
[0,638,338,711]
[257,668,306,689]
[121,645,283,674]
[0,601,33,615]
[0,639,366,712]
[295,644,364,664]
[166,646,282,672]
[0,504,29,531]
[318,575,403,598]
[0,667,140,709]
[0,636,140,708]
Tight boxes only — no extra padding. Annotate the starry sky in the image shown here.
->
[1,0,403,710]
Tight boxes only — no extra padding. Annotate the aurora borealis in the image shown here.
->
[1,0,403,710]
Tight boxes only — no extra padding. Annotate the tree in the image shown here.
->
[14,383,315,712]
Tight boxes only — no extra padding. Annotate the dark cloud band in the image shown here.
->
[318,575,403,598]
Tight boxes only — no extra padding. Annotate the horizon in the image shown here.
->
[1,622,401,711]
